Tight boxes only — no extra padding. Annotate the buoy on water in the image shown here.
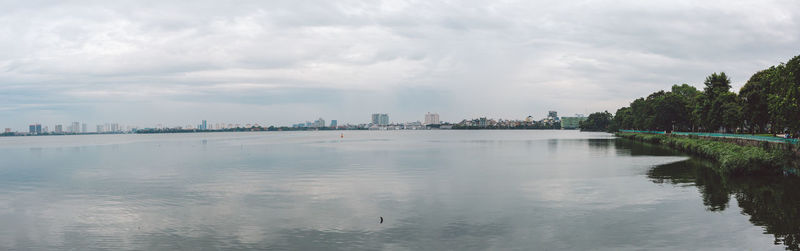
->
[340,133,344,138]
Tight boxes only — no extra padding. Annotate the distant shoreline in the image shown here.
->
[0,128,588,137]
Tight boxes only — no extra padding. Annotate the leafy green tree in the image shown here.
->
[719,92,742,133]
[580,111,613,132]
[657,92,690,132]
[616,54,800,135]
[630,98,653,130]
[697,72,732,132]
[765,59,800,134]
[739,70,771,133]
[703,72,732,95]
[613,107,633,130]
[671,84,700,131]
[671,83,700,99]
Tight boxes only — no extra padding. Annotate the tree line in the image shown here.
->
[580,54,800,135]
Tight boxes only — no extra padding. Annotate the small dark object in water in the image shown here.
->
[379,216,383,224]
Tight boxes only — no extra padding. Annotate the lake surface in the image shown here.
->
[0,130,798,250]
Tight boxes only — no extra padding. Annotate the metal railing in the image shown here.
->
[618,130,666,134]
[618,130,798,144]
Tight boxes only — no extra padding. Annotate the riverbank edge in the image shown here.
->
[615,132,799,175]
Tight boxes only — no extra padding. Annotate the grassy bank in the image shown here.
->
[616,132,797,175]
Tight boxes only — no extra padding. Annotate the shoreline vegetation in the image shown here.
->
[580,54,800,137]
[578,54,800,177]
[616,132,799,176]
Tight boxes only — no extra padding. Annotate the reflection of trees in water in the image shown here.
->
[614,139,683,157]
[732,176,800,250]
[647,159,800,250]
[695,166,731,211]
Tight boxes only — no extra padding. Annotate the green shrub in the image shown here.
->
[616,132,787,175]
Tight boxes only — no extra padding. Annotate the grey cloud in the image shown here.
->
[1,0,799,129]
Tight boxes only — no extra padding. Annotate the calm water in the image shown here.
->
[0,130,798,250]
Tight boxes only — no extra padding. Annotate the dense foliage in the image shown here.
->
[610,54,800,134]
[616,133,789,175]
[579,111,613,131]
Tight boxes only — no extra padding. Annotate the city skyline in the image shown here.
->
[8,109,578,132]
[2,1,798,131]
[7,110,581,133]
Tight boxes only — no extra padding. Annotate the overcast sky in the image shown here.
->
[1,0,799,130]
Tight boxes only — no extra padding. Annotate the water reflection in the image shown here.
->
[0,131,792,250]
[648,159,800,249]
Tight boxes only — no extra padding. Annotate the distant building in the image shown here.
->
[313,118,326,128]
[29,124,42,134]
[371,114,380,125]
[71,122,80,133]
[372,113,389,126]
[379,114,389,126]
[479,117,487,127]
[424,112,440,125]
[97,125,104,133]
[81,123,87,133]
[202,120,207,130]
[561,115,587,129]
[548,111,559,121]
[3,128,10,133]
[55,124,63,133]
[330,120,337,128]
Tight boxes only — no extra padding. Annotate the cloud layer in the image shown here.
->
[1,0,799,129]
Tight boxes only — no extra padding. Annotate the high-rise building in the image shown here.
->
[97,125,104,133]
[3,128,11,133]
[313,118,325,128]
[381,114,389,125]
[548,111,559,121]
[55,124,63,133]
[81,123,87,133]
[372,113,389,126]
[202,120,207,130]
[71,122,80,133]
[479,117,488,127]
[29,124,42,134]
[372,114,380,125]
[424,112,440,125]
[561,116,588,129]
[330,120,337,128]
